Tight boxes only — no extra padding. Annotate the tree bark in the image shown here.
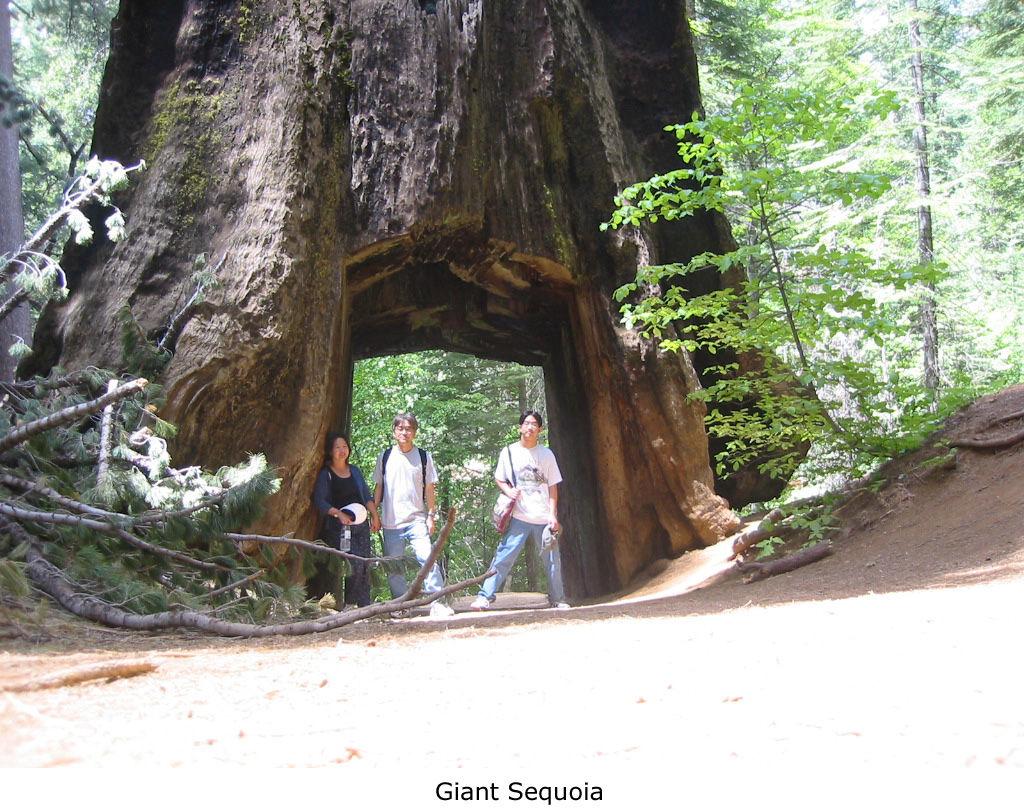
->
[0,0,28,382]
[908,0,940,398]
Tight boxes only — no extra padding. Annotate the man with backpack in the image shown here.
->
[373,412,454,617]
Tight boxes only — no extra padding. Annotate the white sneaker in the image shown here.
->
[429,601,455,618]
[469,595,491,610]
[550,601,570,610]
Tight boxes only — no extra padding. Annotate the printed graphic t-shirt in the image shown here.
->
[494,443,562,525]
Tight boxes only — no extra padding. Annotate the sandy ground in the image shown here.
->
[3,387,1024,804]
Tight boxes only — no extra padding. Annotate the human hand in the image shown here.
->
[370,514,381,533]
[542,522,560,551]
[427,514,436,535]
[549,517,561,534]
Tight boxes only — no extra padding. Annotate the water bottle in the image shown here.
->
[341,526,352,553]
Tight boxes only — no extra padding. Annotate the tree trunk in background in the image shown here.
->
[908,0,940,398]
[25,0,800,598]
[0,0,28,382]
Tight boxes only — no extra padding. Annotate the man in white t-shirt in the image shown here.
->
[471,410,569,610]
[373,413,453,617]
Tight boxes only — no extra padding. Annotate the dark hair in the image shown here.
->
[520,410,544,427]
[323,431,351,466]
[393,412,419,430]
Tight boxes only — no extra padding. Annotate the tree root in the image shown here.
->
[949,426,1024,451]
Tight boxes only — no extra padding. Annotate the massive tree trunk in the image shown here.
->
[27,0,787,598]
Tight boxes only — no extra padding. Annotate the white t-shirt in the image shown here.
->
[494,442,562,525]
[373,446,439,529]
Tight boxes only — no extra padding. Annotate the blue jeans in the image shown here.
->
[479,517,565,604]
[383,521,445,598]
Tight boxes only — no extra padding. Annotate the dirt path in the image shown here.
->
[3,388,1024,801]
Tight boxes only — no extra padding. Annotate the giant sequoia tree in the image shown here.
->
[27,0,787,598]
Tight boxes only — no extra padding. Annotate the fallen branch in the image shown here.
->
[4,176,105,274]
[133,488,237,524]
[0,472,123,520]
[208,569,265,598]
[729,507,787,560]
[0,378,147,454]
[2,660,158,693]
[0,472,265,543]
[0,502,228,573]
[403,506,457,600]
[737,541,833,583]
[0,370,100,399]
[24,536,492,638]
[113,443,164,478]
[224,532,405,566]
[96,379,118,489]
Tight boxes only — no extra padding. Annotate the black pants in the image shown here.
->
[343,522,373,607]
[309,520,373,606]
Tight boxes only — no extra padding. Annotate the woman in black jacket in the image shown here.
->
[311,432,381,607]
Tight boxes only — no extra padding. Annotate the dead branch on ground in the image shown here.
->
[207,569,265,598]
[737,541,833,583]
[20,508,492,637]
[96,380,118,489]
[0,472,123,520]
[730,507,783,560]
[2,660,158,693]
[404,506,456,599]
[224,532,405,566]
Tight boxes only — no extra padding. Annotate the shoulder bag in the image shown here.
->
[490,445,518,533]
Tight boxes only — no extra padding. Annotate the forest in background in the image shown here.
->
[656,0,1024,489]
[0,0,1021,619]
